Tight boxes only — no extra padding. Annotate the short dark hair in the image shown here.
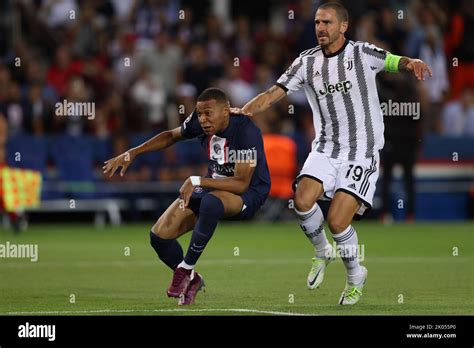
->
[197,88,229,105]
[318,1,349,22]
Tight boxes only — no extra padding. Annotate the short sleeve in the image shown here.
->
[180,111,203,139]
[276,56,305,95]
[236,122,264,163]
[359,42,390,74]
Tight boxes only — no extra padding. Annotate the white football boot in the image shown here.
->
[307,244,335,289]
[339,266,368,305]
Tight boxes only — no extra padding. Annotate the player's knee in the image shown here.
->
[294,191,316,213]
[151,221,174,240]
[200,193,225,218]
[327,214,350,234]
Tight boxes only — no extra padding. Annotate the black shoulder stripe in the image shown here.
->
[300,46,321,57]
[300,48,312,56]
[361,45,386,60]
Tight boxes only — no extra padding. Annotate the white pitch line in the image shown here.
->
[1,308,314,316]
[0,256,470,269]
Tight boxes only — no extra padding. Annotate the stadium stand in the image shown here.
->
[0,0,472,225]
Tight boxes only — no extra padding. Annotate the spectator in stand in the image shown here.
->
[0,65,11,104]
[105,132,152,184]
[71,2,100,58]
[24,82,51,135]
[444,0,474,99]
[441,88,474,137]
[24,60,58,106]
[378,72,422,224]
[111,32,140,93]
[46,45,83,98]
[0,80,35,135]
[173,6,196,49]
[130,66,167,130]
[166,83,197,129]
[419,25,449,133]
[93,90,125,138]
[254,64,275,92]
[184,44,223,95]
[54,76,93,136]
[39,0,77,29]
[376,6,407,55]
[218,63,256,107]
[203,14,227,69]
[141,31,183,96]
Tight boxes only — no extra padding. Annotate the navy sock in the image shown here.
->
[184,194,225,266]
[149,231,183,270]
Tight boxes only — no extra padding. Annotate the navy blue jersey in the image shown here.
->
[181,111,271,204]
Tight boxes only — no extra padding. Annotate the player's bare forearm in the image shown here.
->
[103,127,183,177]
[201,162,255,195]
[398,57,433,81]
[241,85,286,116]
[130,127,183,156]
[180,172,251,207]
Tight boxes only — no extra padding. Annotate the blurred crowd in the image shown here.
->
[0,0,473,183]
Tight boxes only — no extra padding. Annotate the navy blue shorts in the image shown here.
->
[187,187,264,221]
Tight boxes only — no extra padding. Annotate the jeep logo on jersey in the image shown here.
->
[318,80,353,96]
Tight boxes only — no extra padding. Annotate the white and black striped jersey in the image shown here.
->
[276,39,389,161]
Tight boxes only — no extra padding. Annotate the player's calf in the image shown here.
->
[167,194,224,298]
[149,231,184,270]
[294,202,334,289]
[182,194,224,267]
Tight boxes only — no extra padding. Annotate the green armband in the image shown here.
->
[384,54,402,73]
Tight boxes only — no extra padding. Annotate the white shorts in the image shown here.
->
[295,150,380,218]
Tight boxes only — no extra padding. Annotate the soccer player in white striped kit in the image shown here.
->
[233,2,432,305]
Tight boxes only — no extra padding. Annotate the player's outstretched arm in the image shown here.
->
[179,162,255,207]
[102,127,183,177]
[231,85,286,117]
[397,57,433,81]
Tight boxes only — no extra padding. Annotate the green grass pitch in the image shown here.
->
[0,221,472,315]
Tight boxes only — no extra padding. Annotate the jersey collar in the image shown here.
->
[322,38,349,58]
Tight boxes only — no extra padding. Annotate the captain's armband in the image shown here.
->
[384,53,402,73]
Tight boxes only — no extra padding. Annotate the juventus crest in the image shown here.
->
[344,56,354,71]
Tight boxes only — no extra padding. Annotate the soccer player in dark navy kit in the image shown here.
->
[103,88,270,305]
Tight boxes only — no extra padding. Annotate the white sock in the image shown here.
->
[333,225,363,284]
[178,261,194,270]
[295,203,331,258]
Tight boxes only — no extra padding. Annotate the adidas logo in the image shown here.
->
[370,66,377,71]
[314,71,321,77]
[347,183,357,190]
